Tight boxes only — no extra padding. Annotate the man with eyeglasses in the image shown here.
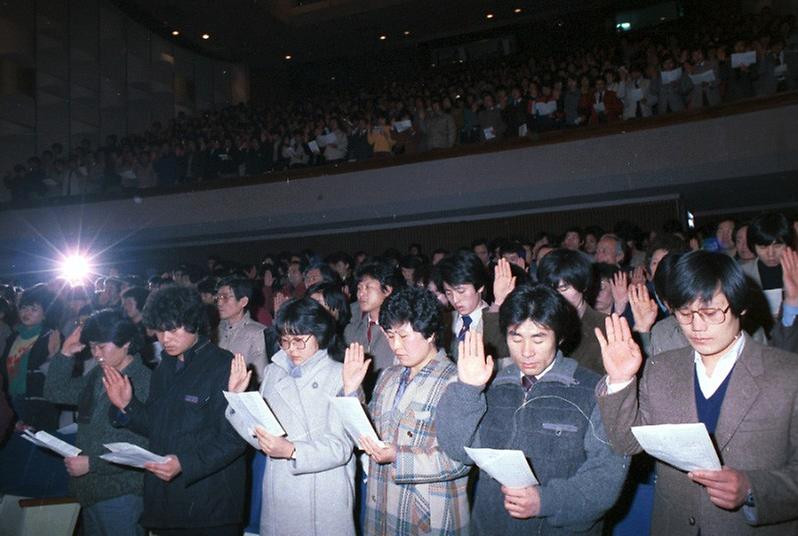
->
[216,276,267,385]
[595,251,798,535]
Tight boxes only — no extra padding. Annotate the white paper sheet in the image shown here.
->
[518,124,528,137]
[661,67,683,85]
[631,423,721,472]
[307,140,321,154]
[464,447,538,488]
[593,101,605,113]
[100,442,169,468]
[535,101,557,116]
[330,397,385,449]
[224,391,286,448]
[483,127,496,140]
[689,70,716,85]
[393,120,412,133]
[22,430,81,458]
[731,51,757,68]
[774,64,788,77]
[629,87,644,101]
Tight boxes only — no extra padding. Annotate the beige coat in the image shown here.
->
[597,335,798,535]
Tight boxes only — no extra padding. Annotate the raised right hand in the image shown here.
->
[61,326,85,357]
[781,247,798,307]
[628,283,658,333]
[342,342,370,395]
[228,353,252,393]
[457,332,493,387]
[595,314,643,384]
[492,258,516,308]
[101,365,133,410]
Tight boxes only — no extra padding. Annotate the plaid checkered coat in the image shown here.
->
[363,350,470,535]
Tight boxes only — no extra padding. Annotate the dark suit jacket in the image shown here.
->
[597,335,798,535]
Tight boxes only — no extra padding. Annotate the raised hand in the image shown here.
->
[630,265,647,286]
[457,332,494,387]
[493,258,517,308]
[61,326,85,357]
[628,283,658,333]
[102,364,133,410]
[47,330,61,358]
[342,343,371,395]
[781,247,798,307]
[595,313,643,384]
[610,271,630,313]
[228,353,252,393]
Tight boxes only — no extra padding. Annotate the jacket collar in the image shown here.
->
[492,352,580,387]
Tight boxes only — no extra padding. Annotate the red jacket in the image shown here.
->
[579,90,623,124]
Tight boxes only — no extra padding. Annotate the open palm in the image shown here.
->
[457,331,494,387]
[595,314,643,384]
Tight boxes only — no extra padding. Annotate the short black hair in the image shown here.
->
[306,282,351,328]
[499,284,580,347]
[196,276,218,295]
[81,309,143,355]
[142,286,209,335]
[355,259,404,292]
[667,251,748,317]
[303,263,342,285]
[436,250,487,290]
[653,252,682,305]
[646,234,688,264]
[536,248,593,294]
[747,213,795,248]
[104,277,123,295]
[218,276,255,305]
[121,286,149,312]
[19,284,61,329]
[274,297,336,350]
[379,287,443,348]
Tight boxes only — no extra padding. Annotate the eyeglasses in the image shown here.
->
[214,293,235,303]
[673,304,731,325]
[279,334,313,350]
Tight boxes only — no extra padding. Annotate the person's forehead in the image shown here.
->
[386,321,415,335]
[684,291,728,308]
[510,319,553,336]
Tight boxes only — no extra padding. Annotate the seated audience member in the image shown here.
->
[343,259,403,394]
[596,251,798,535]
[743,212,796,318]
[1,284,62,431]
[436,285,628,535]
[103,285,247,536]
[227,298,357,536]
[537,249,607,374]
[342,287,470,535]
[436,250,492,359]
[216,276,267,384]
[44,310,151,536]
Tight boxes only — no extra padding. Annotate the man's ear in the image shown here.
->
[383,285,393,297]
[240,296,249,309]
[477,286,485,295]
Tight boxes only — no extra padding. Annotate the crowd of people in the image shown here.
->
[0,209,797,535]
[3,5,797,202]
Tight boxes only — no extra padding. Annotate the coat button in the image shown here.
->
[688,516,695,526]
[407,431,413,438]
[312,382,318,389]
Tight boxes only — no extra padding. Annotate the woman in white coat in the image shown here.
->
[228,297,357,536]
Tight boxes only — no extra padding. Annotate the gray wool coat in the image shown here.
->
[256,348,357,536]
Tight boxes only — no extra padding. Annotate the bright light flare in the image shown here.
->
[60,254,92,284]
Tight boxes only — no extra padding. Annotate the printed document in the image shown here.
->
[330,397,385,449]
[464,447,538,488]
[224,391,286,448]
[100,442,169,468]
[631,423,721,472]
[22,430,81,457]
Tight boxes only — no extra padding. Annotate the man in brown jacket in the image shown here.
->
[595,251,798,536]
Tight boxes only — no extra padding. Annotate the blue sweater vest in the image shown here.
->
[694,364,735,436]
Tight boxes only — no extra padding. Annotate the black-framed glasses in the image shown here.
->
[279,334,313,350]
[673,304,731,325]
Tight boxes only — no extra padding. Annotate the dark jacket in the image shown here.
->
[44,353,151,507]
[436,355,628,535]
[0,381,12,442]
[0,329,60,431]
[114,337,247,529]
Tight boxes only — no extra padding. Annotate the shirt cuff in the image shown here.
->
[781,303,798,327]
[605,376,634,395]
